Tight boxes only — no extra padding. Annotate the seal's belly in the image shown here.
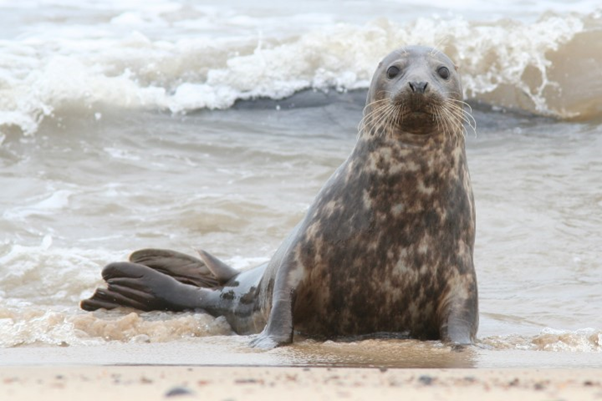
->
[284,132,473,340]
[292,260,442,339]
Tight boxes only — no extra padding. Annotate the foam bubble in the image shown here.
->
[3,190,73,221]
[482,328,602,352]
[0,307,232,347]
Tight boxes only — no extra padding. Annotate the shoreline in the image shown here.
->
[1,340,601,369]
[1,365,601,401]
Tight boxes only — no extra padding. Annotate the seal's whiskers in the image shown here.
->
[359,99,398,137]
[358,98,389,135]
[448,99,477,137]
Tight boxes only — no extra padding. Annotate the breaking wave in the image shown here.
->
[1,9,602,137]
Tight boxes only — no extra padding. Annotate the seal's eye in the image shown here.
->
[387,65,401,79]
[437,66,450,80]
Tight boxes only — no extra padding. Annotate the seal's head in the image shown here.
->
[362,46,466,137]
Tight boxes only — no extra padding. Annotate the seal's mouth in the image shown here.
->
[405,110,432,117]
[392,109,437,133]
[391,91,438,117]
[395,101,437,122]
[359,95,474,138]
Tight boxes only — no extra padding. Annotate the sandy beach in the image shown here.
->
[1,366,601,401]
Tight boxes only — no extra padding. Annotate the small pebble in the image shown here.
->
[165,386,194,397]
[534,382,546,390]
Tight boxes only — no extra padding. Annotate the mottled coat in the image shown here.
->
[81,46,479,349]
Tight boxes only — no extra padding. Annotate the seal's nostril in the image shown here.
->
[409,81,428,94]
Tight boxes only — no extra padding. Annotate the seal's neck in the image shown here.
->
[359,124,464,154]
[352,126,468,184]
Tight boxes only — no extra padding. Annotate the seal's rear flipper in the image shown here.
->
[80,262,211,312]
[196,249,239,282]
[129,248,236,287]
[81,248,236,312]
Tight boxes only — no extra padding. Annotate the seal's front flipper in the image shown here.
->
[249,264,299,349]
[129,248,235,288]
[80,262,211,312]
[439,280,479,346]
[250,321,294,349]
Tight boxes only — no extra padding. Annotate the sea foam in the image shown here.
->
[1,11,601,137]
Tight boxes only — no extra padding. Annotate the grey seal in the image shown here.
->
[81,45,478,349]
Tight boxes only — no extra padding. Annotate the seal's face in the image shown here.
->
[363,46,465,137]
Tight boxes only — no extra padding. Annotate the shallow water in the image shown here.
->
[1,93,601,359]
[0,1,601,366]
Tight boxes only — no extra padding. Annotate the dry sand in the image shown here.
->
[1,366,601,401]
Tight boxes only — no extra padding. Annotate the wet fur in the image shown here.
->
[81,45,478,349]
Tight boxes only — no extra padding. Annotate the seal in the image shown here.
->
[81,45,478,349]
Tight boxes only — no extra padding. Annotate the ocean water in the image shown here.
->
[0,1,601,367]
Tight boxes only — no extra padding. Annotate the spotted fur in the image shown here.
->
[81,46,478,349]
[252,45,478,347]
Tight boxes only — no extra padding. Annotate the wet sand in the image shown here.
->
[1,339,601,369]
[1,365,601,401]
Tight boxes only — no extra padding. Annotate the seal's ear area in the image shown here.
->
[453,64,460,72]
